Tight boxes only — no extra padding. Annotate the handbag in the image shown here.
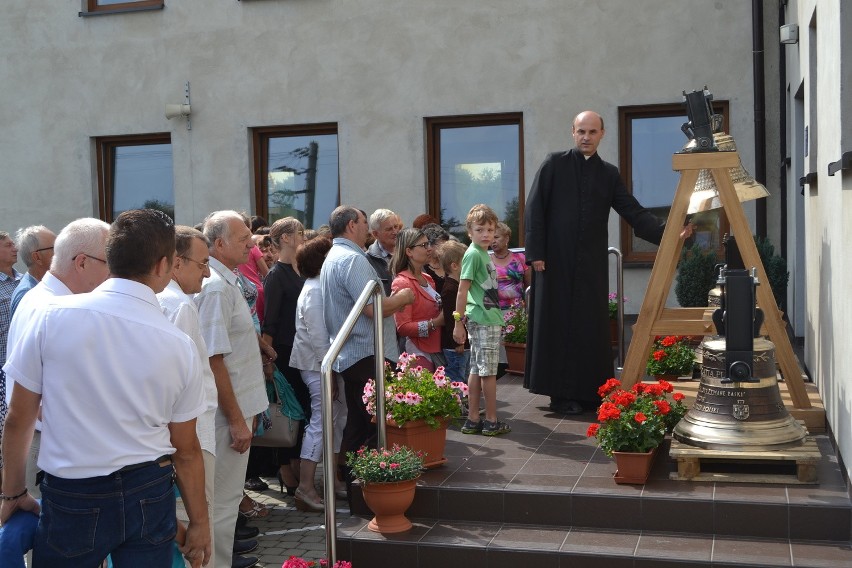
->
[252,367,305,448]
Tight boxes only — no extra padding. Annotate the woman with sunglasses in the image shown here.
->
[389,228,445,372]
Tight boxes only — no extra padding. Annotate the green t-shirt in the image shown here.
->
[460,243,504,326]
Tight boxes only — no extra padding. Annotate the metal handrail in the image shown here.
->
[320,279,385,564]
[608,247,625,371]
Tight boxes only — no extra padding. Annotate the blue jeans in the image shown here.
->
[34,460,176,568]
[442,348,471,383]
[0,503,39,568]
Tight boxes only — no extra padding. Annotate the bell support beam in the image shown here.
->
[620,151,811,409]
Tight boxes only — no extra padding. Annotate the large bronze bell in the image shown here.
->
[673,337,808,450]
[673,266,808,451]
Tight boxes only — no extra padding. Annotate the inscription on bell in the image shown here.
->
[692,403,720,414]
[698,385,747,398]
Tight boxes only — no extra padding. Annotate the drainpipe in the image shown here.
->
[778,0,788,263]
[753,0,767,238]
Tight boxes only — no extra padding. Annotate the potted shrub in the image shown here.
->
[363,353,468,467]
[645,335,696,380]
[501,299,528,374]
[346,444,424,533]
[675,243,718,307]
[587,378,688,484]
[754,235,789,309]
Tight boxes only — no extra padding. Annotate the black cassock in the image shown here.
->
[523,149,664,406]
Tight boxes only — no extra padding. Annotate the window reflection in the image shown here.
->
[434,122,522,246]
[97,136,174,222]
[263,132,339,228]
[618,102,729,263]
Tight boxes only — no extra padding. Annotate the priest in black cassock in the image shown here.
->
[523,110,687,415]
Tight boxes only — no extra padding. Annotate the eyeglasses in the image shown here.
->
[180,256,210,269]
[34,246,54,253]
[409,242,431,250]
[77,253,107,265]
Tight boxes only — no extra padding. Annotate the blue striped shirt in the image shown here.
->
[320,238,399,371]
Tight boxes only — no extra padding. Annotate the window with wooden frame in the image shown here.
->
[95,133,173,222]
[618,101,730,264]
[83,0,164,15]
[425,113,524,246]
[252,123,340,228]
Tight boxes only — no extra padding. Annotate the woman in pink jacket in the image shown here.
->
[390,228,445,371]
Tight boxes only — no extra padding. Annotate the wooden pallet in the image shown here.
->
[669,437,821,484]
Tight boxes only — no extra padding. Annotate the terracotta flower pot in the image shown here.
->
[385,418,449,469]
[361,477,418,533]
[502,341,526,375]
[612,447,658,484]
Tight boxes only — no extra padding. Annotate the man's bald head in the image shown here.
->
[572,111,605,156]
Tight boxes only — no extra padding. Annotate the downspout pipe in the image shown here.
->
[778,0,788,262]
[753,0,767,238]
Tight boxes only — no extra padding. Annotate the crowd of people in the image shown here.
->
[0,201,528,568]
[0,110,689,568]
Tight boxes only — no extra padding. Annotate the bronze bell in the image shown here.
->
[673,266,807,451]
[673,337,808,450]
[682,133,771,214]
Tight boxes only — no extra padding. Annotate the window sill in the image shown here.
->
[79,4,164,17]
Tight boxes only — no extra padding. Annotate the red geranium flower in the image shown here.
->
[634,412,647,424]
[653,400,671,415]
[653,350,667,361]
[586,423,600,437]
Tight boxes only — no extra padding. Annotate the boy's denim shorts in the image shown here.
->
[466,321,501,377]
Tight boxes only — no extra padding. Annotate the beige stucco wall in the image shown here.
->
[786,0,852,480]
[0,0,757,308]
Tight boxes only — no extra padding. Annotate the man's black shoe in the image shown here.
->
[235,511,248,529]
[231,554,259,568]
[235,524,260,540]
[551,400,583,415]
[233,538,259,555]
[244,477,269,491]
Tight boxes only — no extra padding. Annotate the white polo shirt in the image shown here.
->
[195,257,267,424]
[158,279,219,455]
[4,272,73,408]
[3,278,205,479]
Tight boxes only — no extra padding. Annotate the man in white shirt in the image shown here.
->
[195,211,272,568]
[1,209,210,567]
[157,226,220,561]
[4,217,110,501]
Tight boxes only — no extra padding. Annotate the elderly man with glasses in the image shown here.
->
[365,208,402,295]
[8,226,56,318]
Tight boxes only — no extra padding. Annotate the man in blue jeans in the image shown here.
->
[1,209,210,567]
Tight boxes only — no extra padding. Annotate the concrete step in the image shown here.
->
[337,517,852,567]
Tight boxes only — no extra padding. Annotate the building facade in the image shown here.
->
[6,1,846,476]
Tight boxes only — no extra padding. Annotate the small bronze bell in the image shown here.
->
[683,133,771,214]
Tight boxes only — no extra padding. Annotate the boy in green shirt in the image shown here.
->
[452,204,511,436]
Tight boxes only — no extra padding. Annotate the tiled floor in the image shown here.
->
[212,372,851,567]
[338,373,852,567]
